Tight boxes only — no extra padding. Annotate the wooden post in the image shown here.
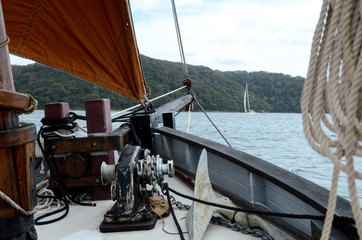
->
[0,1,37,238]
[85,99,114,200]
[43,102,70,176]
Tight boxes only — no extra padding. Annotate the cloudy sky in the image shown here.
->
[10,0,322,77]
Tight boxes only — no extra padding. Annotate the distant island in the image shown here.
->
[12,55,305,112]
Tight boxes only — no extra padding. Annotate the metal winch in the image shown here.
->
[99,145,174,232]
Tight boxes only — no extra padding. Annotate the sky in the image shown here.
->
[10,0,322,77]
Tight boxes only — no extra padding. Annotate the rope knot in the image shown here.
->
[183,78,192,90]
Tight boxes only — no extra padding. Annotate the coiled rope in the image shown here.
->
[301,0,362,239]
[14,94,38,115]
[34,113,95,225]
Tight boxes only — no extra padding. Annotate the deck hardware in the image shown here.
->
[99,145,175,232]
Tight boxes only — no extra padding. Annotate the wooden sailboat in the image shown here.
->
[243,83,256,114]
[0,0,360,240]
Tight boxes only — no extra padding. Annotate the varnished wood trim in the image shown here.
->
[0,90,30,110]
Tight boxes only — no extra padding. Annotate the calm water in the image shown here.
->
[20,111,362,203]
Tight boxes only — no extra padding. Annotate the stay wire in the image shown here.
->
[171,0,189,80]
[189,90,232,147]
[166,185,355,224]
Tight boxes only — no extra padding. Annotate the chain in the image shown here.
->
[151,167,157,195]
[211,215,273,240]
[170,196,190,211]
[170,194,273,240]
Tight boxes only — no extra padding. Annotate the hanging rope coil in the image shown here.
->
[34,171,65,218]
[301,0,362,239]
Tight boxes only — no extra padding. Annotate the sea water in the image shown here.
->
[20,111,362,204]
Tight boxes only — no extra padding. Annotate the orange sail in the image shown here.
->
[2,0,146,102]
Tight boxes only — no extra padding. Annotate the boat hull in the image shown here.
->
[153,126,357,239]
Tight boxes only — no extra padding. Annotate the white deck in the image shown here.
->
[36,176,258,240]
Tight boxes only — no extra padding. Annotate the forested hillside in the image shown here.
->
[12,55,305,112]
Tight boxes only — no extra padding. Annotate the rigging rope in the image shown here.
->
[163,183,355,224]
[190,90,232,147]
[0,190,36,216]
[14,94,38,115]
[185,103,192,133]
[301,0,362,239]
[171,0,189,80]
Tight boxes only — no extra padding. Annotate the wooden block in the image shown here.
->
[44,102,69,120]
[85,99,114,200]
[0,90,30,111]
[85,99,112,135]
[43,103,69,177]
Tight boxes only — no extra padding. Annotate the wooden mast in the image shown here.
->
[0,0,37,238]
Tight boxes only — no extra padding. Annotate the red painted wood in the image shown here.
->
[43,102,70,176]
[85,99,114,200]
[44,102,69,120]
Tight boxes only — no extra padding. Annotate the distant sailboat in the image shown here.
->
[244,83,256,114]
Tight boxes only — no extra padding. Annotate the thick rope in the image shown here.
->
[0,190,36,216]
[35,172,65,218]
[22,94,38,114]
[301,0,362,239]
[13,94,38,116]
